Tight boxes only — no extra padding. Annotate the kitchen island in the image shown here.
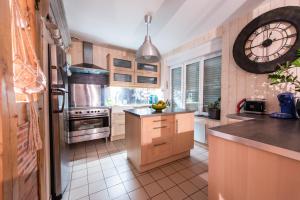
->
[124,107,194,172]
[208,113,300,200]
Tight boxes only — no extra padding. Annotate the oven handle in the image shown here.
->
[69,115,109,120]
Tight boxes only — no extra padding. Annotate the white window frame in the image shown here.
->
[169,51,221,115]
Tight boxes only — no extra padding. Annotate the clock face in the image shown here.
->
[233,6,300,74]
[244,22,297,63]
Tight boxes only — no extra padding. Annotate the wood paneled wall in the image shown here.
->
[0,0,19,199]
[221,0,300,124]
[162,0,300,124]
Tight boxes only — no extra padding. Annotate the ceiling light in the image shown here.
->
[136,15,161,63]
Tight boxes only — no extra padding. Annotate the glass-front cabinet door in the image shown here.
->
[135,62,160,74]
[110,71,134,86]
[135,73,160,88]
[107,54,134,72]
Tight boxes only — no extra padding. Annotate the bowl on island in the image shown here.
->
[151,101,167,112]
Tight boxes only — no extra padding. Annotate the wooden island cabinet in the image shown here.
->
[124,108,194,172]
[208,114,300,200]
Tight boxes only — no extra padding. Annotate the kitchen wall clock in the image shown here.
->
[233,6,300,74]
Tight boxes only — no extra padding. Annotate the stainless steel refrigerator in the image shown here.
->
[49,45,71,200]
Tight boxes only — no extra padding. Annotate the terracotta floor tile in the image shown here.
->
[157,177,176,191]
[137,174,155,186]
[144,182,163,197]
[166,186,187,200]
[178,180,199,195]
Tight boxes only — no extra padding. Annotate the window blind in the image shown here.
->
[203,56,221,112]
[185,62,200,111]
[171,67,182,109]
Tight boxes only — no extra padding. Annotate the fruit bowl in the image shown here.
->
[151,101,167,112]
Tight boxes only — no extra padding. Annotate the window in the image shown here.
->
[171,67,183,109]
[203,56,221,112]
[169,53,221,114]
[185,62,200,111]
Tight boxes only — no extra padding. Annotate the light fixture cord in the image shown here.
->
[146,22,149,37]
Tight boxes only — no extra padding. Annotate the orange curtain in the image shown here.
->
[11,0,44,152]
[11,0,46,102]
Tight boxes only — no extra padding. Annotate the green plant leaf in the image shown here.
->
[292,58,300,67]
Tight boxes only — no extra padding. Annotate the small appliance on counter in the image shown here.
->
[236,98,266,114]
[270,92,297,119]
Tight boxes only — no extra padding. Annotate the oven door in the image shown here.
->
[69,116,110,137]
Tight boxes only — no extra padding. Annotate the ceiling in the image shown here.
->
[63,0,264,54]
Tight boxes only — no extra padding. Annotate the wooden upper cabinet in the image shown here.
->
[135,62,161,88]
[70,40,83,65]
[135,62,160,75]
[107,53,135,72]
[93,45,108,69]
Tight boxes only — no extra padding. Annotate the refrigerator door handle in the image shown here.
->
[51,88,67,113]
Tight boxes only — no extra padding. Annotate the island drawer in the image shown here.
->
[141,138,173,164]
[141,116,174,142]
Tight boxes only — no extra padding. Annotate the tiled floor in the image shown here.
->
[63,139,208,200]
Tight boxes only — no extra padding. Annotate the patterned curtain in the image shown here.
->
[11,0,45,151]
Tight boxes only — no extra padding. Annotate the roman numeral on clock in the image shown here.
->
[287,33,297,38]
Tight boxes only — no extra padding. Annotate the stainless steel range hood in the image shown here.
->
[70,41,109,74]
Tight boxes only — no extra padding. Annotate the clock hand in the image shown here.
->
[245,43,263,50]
[246,37,284,50]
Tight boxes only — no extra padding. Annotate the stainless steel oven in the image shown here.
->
[67,108,110,143]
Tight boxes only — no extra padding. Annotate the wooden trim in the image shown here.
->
[0,0,19,199]
[49,0,71,47]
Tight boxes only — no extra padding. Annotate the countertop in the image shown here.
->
[124,107,195,117]
[208,113,300,161]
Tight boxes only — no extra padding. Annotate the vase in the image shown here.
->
[208,108,220,120]
[296,99,300,118]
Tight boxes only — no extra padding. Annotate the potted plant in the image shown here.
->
[208,98,221,120]
[268,49,300,117]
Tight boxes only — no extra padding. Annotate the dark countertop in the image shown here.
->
[124,107,195,117]
[208,113,300,161]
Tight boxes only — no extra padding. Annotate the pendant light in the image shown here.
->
[136,14,161,63]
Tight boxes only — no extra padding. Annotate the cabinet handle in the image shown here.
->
[176,120,178,133]
[153,119,167,122]
[153,142,167,147]
[153,126,167,129]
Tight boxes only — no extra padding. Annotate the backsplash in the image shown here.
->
[106,86,164,106]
